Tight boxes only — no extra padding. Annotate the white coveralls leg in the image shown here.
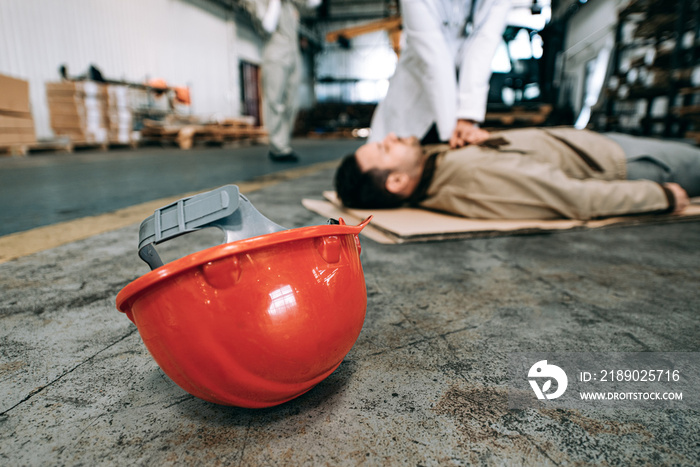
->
[260,0,303,156]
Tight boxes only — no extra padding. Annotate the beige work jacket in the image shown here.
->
[419,128,671,220]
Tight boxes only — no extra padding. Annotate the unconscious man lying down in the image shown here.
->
[334,127,700,220]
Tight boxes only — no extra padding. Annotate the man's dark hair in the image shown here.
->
[334,153,406,209]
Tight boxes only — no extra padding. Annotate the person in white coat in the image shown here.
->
[254,0,321,162]
[369,0,512,149]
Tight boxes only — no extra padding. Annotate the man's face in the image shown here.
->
[355,133,422,173]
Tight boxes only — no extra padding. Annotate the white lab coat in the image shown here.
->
[370,0,512,142]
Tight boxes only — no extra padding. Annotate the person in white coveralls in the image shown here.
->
[254,0,321,162]
[370,0,512,149]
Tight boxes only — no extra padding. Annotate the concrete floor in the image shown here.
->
[1,139,699,465]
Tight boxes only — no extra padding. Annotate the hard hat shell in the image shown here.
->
[116,219,369,408]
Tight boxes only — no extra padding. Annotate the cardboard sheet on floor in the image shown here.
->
[302,192,700,244]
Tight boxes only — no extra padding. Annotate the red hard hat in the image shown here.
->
[116,186,370,408]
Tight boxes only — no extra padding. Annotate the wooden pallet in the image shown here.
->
[683,131,700,145]
[106,139,140,149]
[307,129,360,139]
[483,104,553,128]
[140,119,268,149]
[0,139,73,156]
[0,138,139,156]
[676,104,700,117]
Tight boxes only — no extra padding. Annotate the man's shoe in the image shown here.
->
[269,151,299,163]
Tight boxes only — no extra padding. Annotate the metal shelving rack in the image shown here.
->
[597,0,700,142]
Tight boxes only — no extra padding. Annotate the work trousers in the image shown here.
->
[262,45,301,155]
[605,132,700,197]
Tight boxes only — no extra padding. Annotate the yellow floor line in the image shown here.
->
[0,160,339,264]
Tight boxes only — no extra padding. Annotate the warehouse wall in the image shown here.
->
[0,0,269,139]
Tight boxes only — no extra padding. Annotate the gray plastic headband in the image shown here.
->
[137,185,285,270]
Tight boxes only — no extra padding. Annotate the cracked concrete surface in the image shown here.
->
[1,167,699,465]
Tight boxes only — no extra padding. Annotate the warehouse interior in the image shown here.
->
[1,0,699,465]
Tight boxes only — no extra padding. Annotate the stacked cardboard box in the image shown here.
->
[47,81,109,144]
[47,81,138,145]
[105,85,134,144]
[0,74,36,146]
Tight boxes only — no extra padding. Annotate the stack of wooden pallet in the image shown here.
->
[140,116,267,149]
[0,73,36,149]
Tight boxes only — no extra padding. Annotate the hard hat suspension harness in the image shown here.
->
[137,185,286,270]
